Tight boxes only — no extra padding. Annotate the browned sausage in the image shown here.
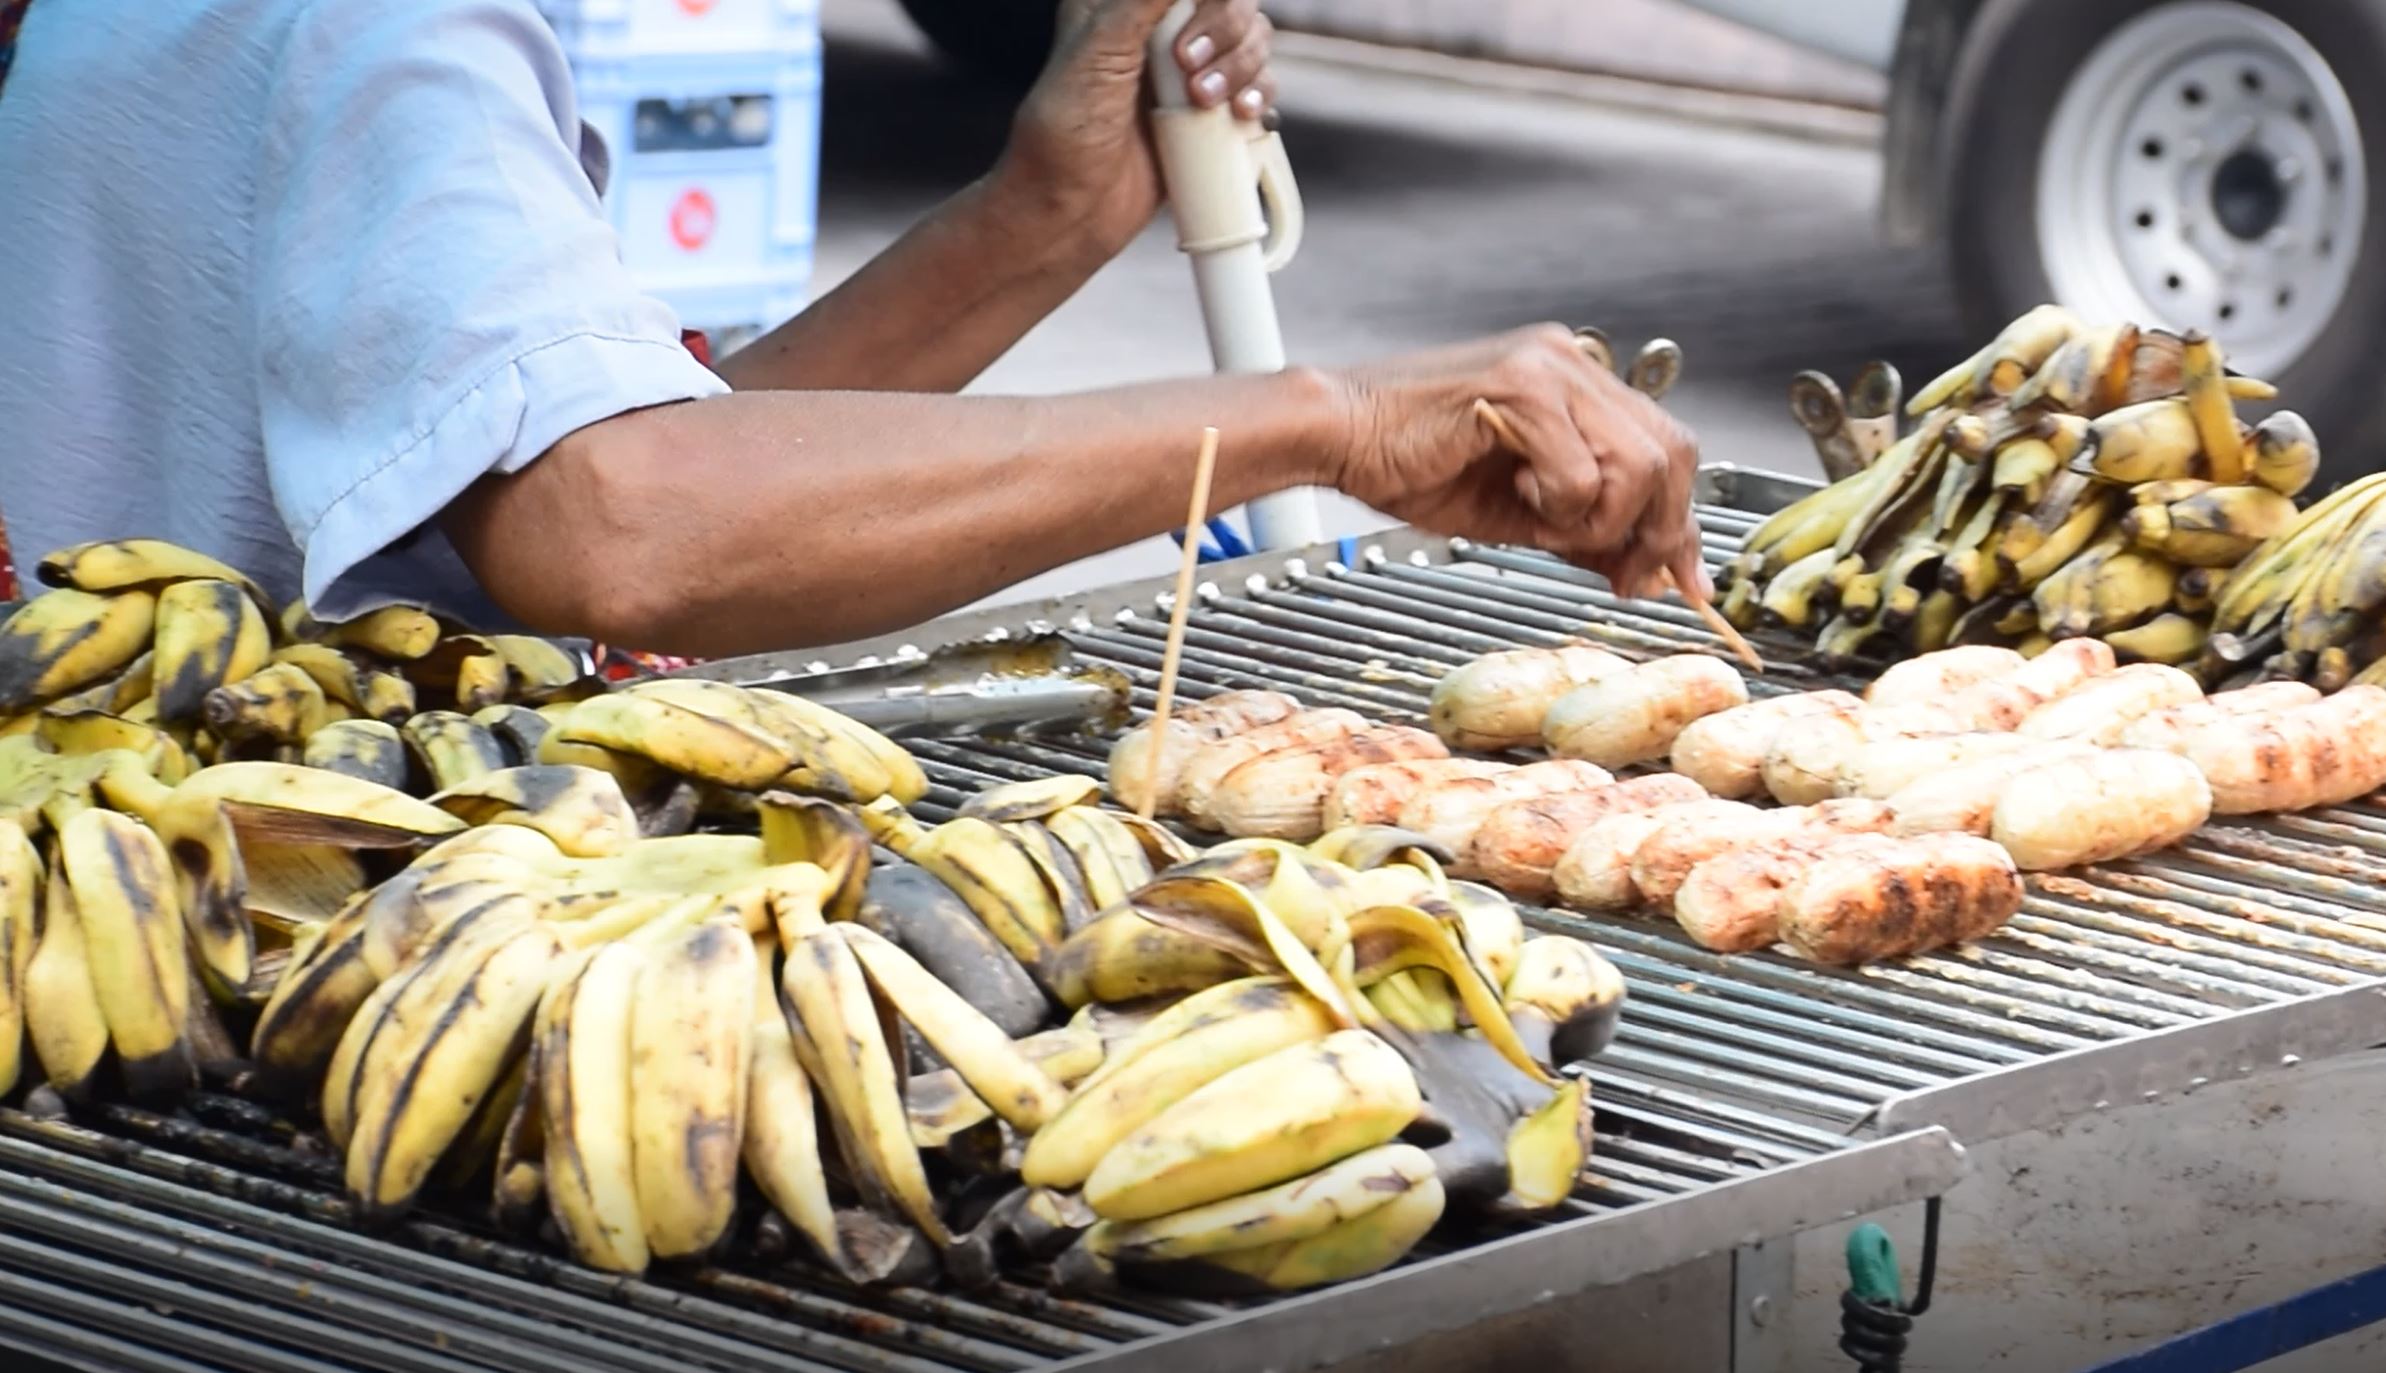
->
[1468,774,1711,900]
[2175,685,2386,814]
[1630,797,1896,907]
[1777,833,2024,965]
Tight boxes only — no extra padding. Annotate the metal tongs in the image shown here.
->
[736,636,1132,738]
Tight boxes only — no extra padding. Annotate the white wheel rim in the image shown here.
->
[2035,1,2365,376]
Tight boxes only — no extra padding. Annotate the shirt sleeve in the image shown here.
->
[251,0,729,625]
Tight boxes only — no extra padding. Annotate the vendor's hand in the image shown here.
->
[1330,326,1707,602]
[994,0,1278,261]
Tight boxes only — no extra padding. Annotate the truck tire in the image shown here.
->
[894,0,1058,86]
[1942,0,2386,484]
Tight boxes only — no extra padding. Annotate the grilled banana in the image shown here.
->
[2123,485,2297,567]
[1427,647,1629,751]
[2083,399,2207,483]
[537,941,648,1271]
[1502,935,1626,1066]
[2249,412,2319,496]
[2179,331,2243,483]
[401,711,509,791]
[554,691,795,792]
[37,539,269,607]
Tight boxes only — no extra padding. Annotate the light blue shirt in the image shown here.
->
[0,0,729,621]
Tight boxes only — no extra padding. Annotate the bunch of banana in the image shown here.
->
[1023,847,1619,1294]
[1719,311,2317,672]
[2200,470,2386,689]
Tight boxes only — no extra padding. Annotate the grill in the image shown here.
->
[8,467,2386,1372]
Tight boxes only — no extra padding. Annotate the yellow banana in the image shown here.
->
[0,588,158,710]
[2180,331,2243,483]
[43,650,155,718]
[625,918,755,1260]
[1503,935,1627,1067]
[2037,535,2177,640]
[1756,547,1840,630]
[204,662,330,745]
[36,710,178,778]
[36,539,269,608]
[249,894,377,1087]
[741,944,865,1280]
[429,766,639,859]
[1990,438,2058,504]
[1906,339,1995,415]
[957,775,1105,823]
[24,844,109,1096]
[2250,412,2319,497]
[554,691,795,792]
[489,636,590,703]
[472,705,552,767]
[2009,321,2136,415]
[779,925,951,1245]
[838,924,1066,1131]
[523,943,637,1263]
[1501,1076,1594,1213]
[1193,1168,1445,1293]
[321,606,442,660]
[1021,978,1337,1192]
[454,653,511,712]
[401,710,508,791]
[895,816,1068,974]
[2123,485,2299,567]
[164,760,468,846]
[2037,413,2093,464]
[1971,304,2080,398]
[2000,492,2115,593]
[0,821,38,1097]
[2104,613,2209,666]
[1075,1141,1439,1276]
[153,580,270,724]
[1042,806,1158,913]
[1083,1029,1421,1222]
[345,920,562,1220]
[302,719,410,789]
[2083,399,2207,483]
[59,808,194,1100]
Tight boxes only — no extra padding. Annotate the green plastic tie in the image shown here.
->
[1846,1223,1903,1307]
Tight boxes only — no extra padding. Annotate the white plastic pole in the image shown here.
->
[1148,2,1324,551]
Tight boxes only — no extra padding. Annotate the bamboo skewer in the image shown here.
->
[1140,426,1223,820]
[1471,398,1765,673]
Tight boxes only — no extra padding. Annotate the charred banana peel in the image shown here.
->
[1719,313,2320,680]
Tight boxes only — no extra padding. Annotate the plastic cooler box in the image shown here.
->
[537,0,822,341]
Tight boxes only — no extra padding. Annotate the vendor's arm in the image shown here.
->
[446,326,1700,657]
[718,0,1279,395]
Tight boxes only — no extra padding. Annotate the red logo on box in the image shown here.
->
[675,0,715,14]
[669,188,716,251]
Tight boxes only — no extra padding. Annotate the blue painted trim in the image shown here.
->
[2078,1260,2386,1373]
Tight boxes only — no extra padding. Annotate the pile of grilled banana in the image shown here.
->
[1718,307,2319,673]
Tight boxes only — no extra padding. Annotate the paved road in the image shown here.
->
[809,0,1971,609]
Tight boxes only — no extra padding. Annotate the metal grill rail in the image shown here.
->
[2,477,2379,1371]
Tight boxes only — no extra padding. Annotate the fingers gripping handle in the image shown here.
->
[1147,2,1304,271]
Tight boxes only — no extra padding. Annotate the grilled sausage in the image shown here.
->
[1631,797,1896,906]
[1175,709,1367,825]
[1837,732,2044,801]
[1760,704,1960,806]
[1209,726,1451,839]
[1552,799,1758,911]
[1322,758,1514,830]
[2017,663,2204,743]
[1940,638,2117,731]
[1429,645,1632,751]
[1469,774,1710,900]
[1397,760,1616,873]
[1108,689,1302,814]
[1669,690,1864,799]
[1672,837,1826,953]
[1543,655,1750,769]
[1885,741,2096,837]
[2117,681,2323,754]
[1865,646,2027,709]
[1989,749,2212,869]
[1778,833,2024,965]
[2174,686,2386,814]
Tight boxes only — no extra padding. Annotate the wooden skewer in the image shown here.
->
[1140,426,1223,820]
[1471,398,1765,673]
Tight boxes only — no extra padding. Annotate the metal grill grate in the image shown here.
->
[8,475,2385,1370]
